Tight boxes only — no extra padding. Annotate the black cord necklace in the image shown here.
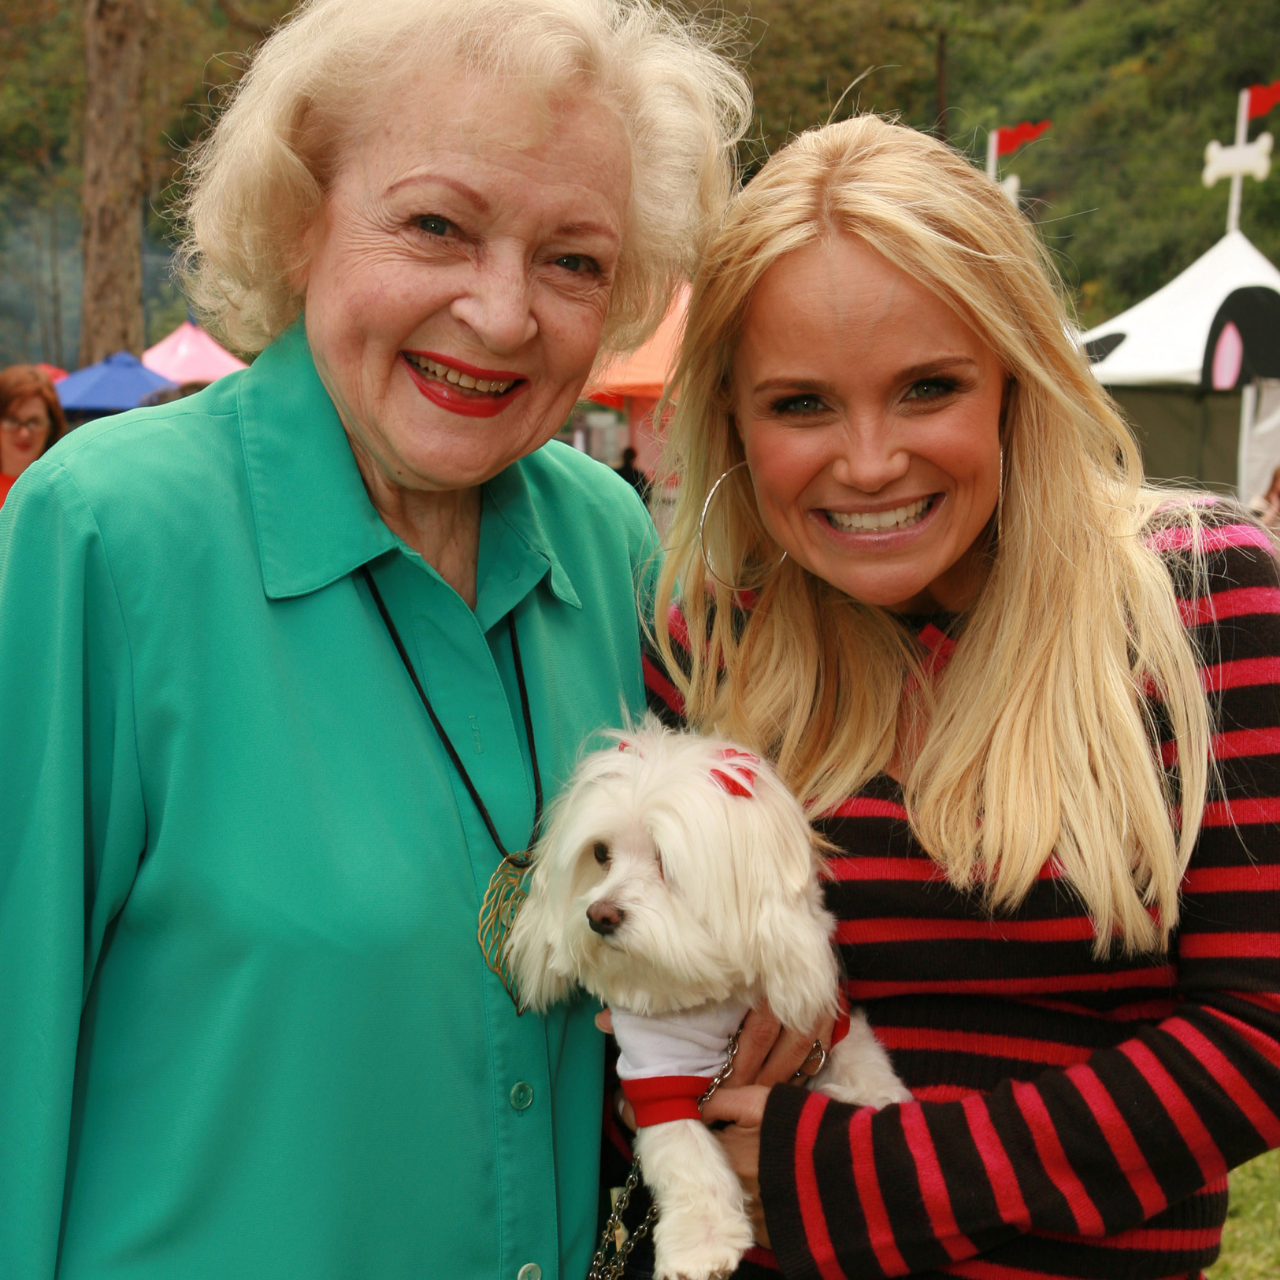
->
[360,564,540,1008]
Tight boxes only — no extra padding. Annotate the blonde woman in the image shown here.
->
[643,116,1280,1280]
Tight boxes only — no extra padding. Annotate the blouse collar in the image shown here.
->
[237,319,580,614]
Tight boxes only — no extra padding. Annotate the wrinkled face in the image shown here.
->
[301,67,632,493]
[732,233,1006,614]
[1,393,52,476]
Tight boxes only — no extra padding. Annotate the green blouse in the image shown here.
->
[0,323,656,1279]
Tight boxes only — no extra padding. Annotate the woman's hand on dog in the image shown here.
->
[730,1005,837,1086]
[699,1006,835,1250]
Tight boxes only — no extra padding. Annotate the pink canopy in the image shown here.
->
[142,321,246,384]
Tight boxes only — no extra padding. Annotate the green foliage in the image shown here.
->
[0,0,82,222]
[999,0,1280,325]
[1212,1146,1280,1277]
[730,0,1280,326]
[0,0,1278,360]
[0,1,83,365]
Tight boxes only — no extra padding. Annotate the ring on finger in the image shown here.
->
[796,1040,827,1078]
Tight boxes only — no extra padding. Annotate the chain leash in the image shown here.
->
[588,1030,741,1280]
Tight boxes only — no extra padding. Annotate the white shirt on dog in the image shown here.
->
[612,999,750,1081]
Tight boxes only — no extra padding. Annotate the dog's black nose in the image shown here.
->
[587,901,625,935]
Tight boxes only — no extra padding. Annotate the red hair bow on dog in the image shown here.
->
[709,747,759,798]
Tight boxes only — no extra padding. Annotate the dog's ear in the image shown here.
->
[752,893,840,1031]
[504,881,575,1012]
[729,763,839,1030]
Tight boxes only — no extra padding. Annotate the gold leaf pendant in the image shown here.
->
[478,851,532,1010]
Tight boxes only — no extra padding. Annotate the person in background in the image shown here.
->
[614,444,652,505]
[0,365,65,507]
[142,380,213,406]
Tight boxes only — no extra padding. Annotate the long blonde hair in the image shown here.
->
[656,115,1213,955]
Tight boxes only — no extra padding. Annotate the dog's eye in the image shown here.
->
[593,841,610,865]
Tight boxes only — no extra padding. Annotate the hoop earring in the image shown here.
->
[996,447,1005,544]
[698,461,788,593]
[995,379,1013,548]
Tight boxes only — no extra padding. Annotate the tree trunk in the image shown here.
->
[79,0,147,366]
[49,203,66,370]
[32,216,54,362]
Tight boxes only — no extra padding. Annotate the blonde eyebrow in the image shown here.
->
[385,173,491,212]
[551,220,620,245]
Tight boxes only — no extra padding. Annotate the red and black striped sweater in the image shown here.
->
[634,523,1280,1280]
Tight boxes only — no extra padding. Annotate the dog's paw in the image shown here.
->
[815,1008,913,1110]
[817,1075,913,1109]
[653,1204,754,1280]
[653,1229,753,1280]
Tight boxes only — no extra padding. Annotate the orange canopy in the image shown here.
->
[587,286,688,401]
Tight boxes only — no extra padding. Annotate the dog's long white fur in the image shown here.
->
[507,718,909,1280]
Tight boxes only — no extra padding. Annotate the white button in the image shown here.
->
[517,1265,541,1280]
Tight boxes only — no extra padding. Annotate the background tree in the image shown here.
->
[0,0,284,366]
[79,0,148,364]
[1002,0,1280,324]
[0,0,83,367]
[0,0,1277,363]
[730,0,1280,327]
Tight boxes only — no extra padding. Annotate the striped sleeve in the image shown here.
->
[643,603,694,728]
[758,534,1280,1279]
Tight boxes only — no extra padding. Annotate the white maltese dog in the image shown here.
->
[506,718,910,1280]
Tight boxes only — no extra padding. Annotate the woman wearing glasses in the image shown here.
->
[0,365,64,507]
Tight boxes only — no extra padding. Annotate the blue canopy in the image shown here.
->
[57,351,177,413]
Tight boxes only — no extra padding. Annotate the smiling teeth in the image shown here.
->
[827,498,931,532]
[406,353,515,395]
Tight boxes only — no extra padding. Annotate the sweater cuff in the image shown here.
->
[760,1083,825,1279]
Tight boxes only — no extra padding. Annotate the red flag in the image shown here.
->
[1248,80,1280,121]
[996,119,1051,157]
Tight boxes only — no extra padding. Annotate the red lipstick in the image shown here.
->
[399,352,528,419]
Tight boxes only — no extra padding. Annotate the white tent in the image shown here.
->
[1081,230,1280,499]
[1083,231,1280,385]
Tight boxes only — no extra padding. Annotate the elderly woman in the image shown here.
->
[0,1,747,1276]
[642,115,1280,1280]
[0,364,65,506]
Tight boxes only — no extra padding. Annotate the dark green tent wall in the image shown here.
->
[1111,386,1244,493]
